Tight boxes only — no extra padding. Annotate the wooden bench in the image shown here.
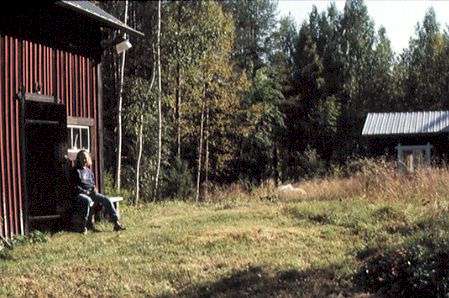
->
[109,196,123,218]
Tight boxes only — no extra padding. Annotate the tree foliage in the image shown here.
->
[99,0,449,196]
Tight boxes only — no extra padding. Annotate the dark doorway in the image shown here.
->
[24,100,69,229]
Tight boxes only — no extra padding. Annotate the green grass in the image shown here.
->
[0,197,443,296]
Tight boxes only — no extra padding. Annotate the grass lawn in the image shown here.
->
[0,196,443,297]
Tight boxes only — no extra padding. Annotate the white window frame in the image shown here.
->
[67,125,90,153]
[395,143,432,172]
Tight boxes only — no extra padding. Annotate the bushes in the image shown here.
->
[103,171,133,202]
[161,157,194,199]
[357,224,449,297]
[282,147,327,181]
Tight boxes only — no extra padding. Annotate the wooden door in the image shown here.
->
[24,98,68,222]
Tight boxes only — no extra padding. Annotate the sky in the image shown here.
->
[277,0,449,54]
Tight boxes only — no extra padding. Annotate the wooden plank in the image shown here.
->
[0,35,7,238]
[74,55,78,117]
[65,52,69,114]
[25,93,54,103]
[43,46,47,95]
[67,116,94,126]
[12,37,19,235]
[33,42,36,92]
[38,44,42,92]
[26,119,59,125]
[29,215,61,221]
[18,38,27,235]
[52,49,56,102]
[4,36,12,238]
[109,197,123,202]
[87,59,91,118]
[10,37,18,235]
[108,197,122,218]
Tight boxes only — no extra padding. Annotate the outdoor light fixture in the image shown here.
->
[101,31,132,54]
[116,38,132,54]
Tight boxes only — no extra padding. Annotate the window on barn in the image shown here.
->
[67,125,90,153]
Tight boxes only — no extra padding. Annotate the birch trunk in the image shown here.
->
[204,100,209,201]
[135,115,143,204]
[176,64,181,159]
[195,85,206,202]
[154,0,162,200]
[175,4,182,159]
[115,0,129,191]
[135,59,156,205]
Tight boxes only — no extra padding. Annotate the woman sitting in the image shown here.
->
[73,150,125,233]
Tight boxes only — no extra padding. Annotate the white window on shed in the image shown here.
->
[395,143,432,172]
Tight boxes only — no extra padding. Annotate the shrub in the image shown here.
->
[161,157,194,199]
[357,221,449,297]
[103,171,133,203]
[286,147,327,180]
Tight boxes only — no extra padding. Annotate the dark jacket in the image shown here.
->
[72,166,95,196]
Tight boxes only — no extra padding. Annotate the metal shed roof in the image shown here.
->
[362,111,449,136]
[57,1,144,37]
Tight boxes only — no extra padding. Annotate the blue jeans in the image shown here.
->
[76,192,119,226]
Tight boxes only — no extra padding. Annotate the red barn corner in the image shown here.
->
[0,1,142,239]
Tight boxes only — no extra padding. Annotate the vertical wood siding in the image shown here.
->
[0,36,99,239]
[0,36,22,238]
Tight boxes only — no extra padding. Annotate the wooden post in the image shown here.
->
[425,142,431,165]
[396,143,402,162]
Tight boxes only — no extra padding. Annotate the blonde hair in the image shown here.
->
[75,150,92,168]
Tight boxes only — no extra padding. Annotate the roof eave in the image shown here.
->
[362,131,449,137]
[57,1,144,37]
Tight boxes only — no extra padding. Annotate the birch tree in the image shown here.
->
[195,85,206,202]
[123,76,156,204]
[136,60,156,204]
[154,0,162,200]
[115,0,129,191]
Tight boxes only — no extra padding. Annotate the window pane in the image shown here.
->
[73,128,81,150]
[81,128,89,151]
[67,128,72,149]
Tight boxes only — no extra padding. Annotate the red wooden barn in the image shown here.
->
[0,1,142,239]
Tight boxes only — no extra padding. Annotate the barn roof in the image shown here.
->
[362,111,449,136]
[57,1,144,37]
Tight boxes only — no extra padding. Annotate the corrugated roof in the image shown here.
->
[362,111,449,135]
[57,1,144,37]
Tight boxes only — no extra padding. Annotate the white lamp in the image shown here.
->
[116,39,132,54]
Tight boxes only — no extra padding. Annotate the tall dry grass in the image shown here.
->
[281,159,449,203]
[206,158,449,204]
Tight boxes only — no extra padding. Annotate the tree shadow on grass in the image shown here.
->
[164,265,370,298]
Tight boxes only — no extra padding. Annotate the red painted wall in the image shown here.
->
[0,35,100,239]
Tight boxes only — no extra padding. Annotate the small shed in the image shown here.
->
[362,111,449,171]
[0,1,143,240]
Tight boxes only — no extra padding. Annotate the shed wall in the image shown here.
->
[0,35,100,239]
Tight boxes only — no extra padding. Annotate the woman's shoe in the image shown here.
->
[87,223,100,233]
[113,221,126,231]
